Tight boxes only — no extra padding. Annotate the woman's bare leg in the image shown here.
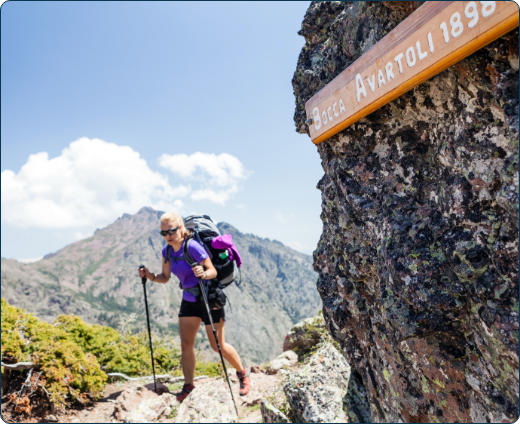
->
[205,320,244,372]
[179,316,202,385]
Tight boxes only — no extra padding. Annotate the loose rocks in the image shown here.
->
[266,351,298,375]
[250,365,264,373]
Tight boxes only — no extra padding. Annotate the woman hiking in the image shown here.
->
[138,212,250,402]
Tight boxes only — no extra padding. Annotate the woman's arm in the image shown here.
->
[138,261,171,284]
[192,257,217,280]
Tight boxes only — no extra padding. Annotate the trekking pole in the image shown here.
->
[196,276,239,417]
[139,265,157,393]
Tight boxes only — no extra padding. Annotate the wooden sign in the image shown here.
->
[305,1,519,145]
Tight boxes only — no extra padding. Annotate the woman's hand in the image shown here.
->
[192,265,206,279]
[139,267,151,280]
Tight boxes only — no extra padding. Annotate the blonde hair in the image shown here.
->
[160,212,191,238]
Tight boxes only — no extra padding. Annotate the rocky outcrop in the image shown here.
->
[113,384,177,422]
[174,379,238,423]
[266,350,298,375]
[283,314,326,356]
[284,343,352,423]
[293,1,519,422]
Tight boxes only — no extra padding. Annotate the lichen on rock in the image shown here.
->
[283,314,326,356]
[293,1,519,422]
[260,399,291,423]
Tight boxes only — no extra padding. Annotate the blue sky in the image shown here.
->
[1,1,324,261]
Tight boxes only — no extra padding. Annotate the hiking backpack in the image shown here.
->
[185,214,241,287]
[164,214,241,288]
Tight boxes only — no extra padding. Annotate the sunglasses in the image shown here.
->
[160,227,179,236]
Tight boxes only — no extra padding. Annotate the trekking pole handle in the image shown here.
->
[139,265,147,285]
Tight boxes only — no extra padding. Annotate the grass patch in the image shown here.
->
[168,382,184,392]
[167,406,178,419]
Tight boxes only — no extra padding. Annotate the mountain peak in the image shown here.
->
[216,221,239,236]
[137,206,155,214]
[136,206,163,217]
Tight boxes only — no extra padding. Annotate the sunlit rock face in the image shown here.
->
[293,1,519,422]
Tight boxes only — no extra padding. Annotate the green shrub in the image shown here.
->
[53,314,120,364]
[2,299,223,411]
[53,312,222,379]
[33,340,106,407]
[1,299,106,409]
[1,298,25,363]
[195,358,223,378]
[54,313,183,376]
[101,332,175,376]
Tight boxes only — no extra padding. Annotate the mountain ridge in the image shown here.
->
[1,207,321,363]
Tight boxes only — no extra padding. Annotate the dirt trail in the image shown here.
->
[56,371,284,423]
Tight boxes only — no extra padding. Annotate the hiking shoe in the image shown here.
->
[176,383,195,403]
[236,367,250,396]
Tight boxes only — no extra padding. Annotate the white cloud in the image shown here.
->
[286,241,310,253]
[18,256,43,263]
[276,213,288,224]
[276,212,295,224]
[191,189,231,204]
[1,138,186,229]
[158,152,250,205]
[74,230,91,240]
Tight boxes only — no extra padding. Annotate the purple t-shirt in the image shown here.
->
[162,239,208,302]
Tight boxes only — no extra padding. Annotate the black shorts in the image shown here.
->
[178,299,225,326]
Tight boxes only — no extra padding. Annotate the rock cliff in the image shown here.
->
[293,2,519,422]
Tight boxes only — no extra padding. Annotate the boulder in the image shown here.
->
[113,383,176,423]
[174,379,237,423]
[278,350,298,365]
[283,343,350,423]
[123,394,178,423]
[250,365,264,374]
[266,358,289,375]
[260,399,290,423]
[266,351,298,375]
[282,315,326,355]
